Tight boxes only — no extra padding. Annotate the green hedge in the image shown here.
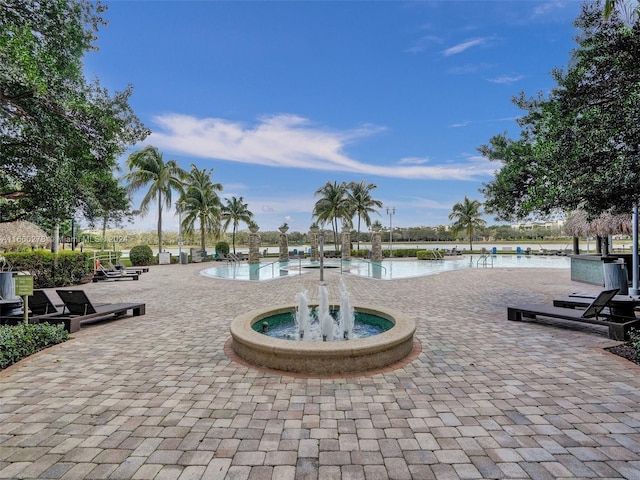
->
[2,251,91,288]
[129,245,154,266]
[382,248,420,258]
[0,323,69,370]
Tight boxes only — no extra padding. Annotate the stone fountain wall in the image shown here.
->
[279,233,288,262]
[341,230,351,261]
[371,231,383,261]
[249,233,260,264]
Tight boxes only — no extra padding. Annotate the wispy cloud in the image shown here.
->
[405,35,442,54]
[448,117,518,128]
[147,113,495,181]
[398,157,429,165]
[448,63,494,75]
[442,37,488,56]
[488,74,525,84]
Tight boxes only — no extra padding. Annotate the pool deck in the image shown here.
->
[1,262,640,479]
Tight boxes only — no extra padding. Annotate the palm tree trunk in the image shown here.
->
[157,194,163,253]
[200,213,206,252]
[357,215,362,251]
[232,225,237,254]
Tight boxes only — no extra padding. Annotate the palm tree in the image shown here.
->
[221,196,253,254]
[448,196,486,252]
[347,180,383,251]
[179,164,223,252]
[312,181,349,250]
[123,145,187,253]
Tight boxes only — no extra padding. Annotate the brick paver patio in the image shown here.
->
[1,261,640,479]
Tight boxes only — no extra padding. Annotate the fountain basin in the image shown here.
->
[230,304,415,374]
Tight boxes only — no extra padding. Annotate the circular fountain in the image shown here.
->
[230,283,416,374]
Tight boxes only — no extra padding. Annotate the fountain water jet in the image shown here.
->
[295,291,311,339]
[339,278,354,339]
[318,284,333,341]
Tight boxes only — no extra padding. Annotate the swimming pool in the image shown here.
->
[200,255,570,281]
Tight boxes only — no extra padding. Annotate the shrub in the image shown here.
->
[215,241,230,255]
[630,328,640,354]
[2,251,90,288]
[0,323,69,370]
[129,245,154,266]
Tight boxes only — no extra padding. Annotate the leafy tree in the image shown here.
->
[0,0,148,232]
[347,180,383,251]
[481,2,640,222]
[221,196,253,254]
[124,146,187,252]
[312,181,350,250]
[179,164,223,252]
[448,197,486,251]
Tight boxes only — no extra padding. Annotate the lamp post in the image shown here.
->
[177,202,184,264]
[319,232,325,284]
[386,207,395,258]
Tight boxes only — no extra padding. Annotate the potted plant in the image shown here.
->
[371,220,383,232]
[279,222,289,234]
[309,222,319,234]
[248,221,260,233]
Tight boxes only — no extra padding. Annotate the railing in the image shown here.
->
[255,260,280,277]
[352,258,387,277]
[477,254,494,269]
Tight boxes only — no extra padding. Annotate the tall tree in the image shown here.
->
[221,196,253,255]
[347,180,383,251]
[0,0,148,230]
[448,197,486,251]
[481,1,640,221]
[124,146,187,252]
[179,164,223,252]
[312,181,349,251]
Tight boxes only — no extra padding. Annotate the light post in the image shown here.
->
[386,207,395,258]
[177,201,184,264]
[319,232,325,284]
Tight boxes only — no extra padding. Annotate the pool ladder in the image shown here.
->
[477,254,494,269]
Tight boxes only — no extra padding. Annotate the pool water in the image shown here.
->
[200,255,570,281]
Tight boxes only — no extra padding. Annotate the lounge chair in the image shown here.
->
[507,288,640,340]
[94,264,139,282]
[55,289,146,333]
[111,260,148,275]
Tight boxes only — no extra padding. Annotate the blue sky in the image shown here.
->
[84,0,584,233]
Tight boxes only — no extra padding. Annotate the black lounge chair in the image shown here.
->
[94,264,139,282]
[55,289,146,333]
[507,288,640,340]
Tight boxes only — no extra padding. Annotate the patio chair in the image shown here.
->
[55,289,146,333]
[507,288,640,340]
[94,264,139,282]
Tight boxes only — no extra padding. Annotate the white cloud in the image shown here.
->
[488,74,525,84]
[398,157,429,165]
[146,113,494,181]
[405,35,442,54]
[441,37,487,56]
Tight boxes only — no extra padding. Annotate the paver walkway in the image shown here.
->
[1,262,640,479]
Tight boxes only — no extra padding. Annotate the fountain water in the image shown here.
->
[318,284,333,341]
[339,278,354,339]
[295,291,311,339]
